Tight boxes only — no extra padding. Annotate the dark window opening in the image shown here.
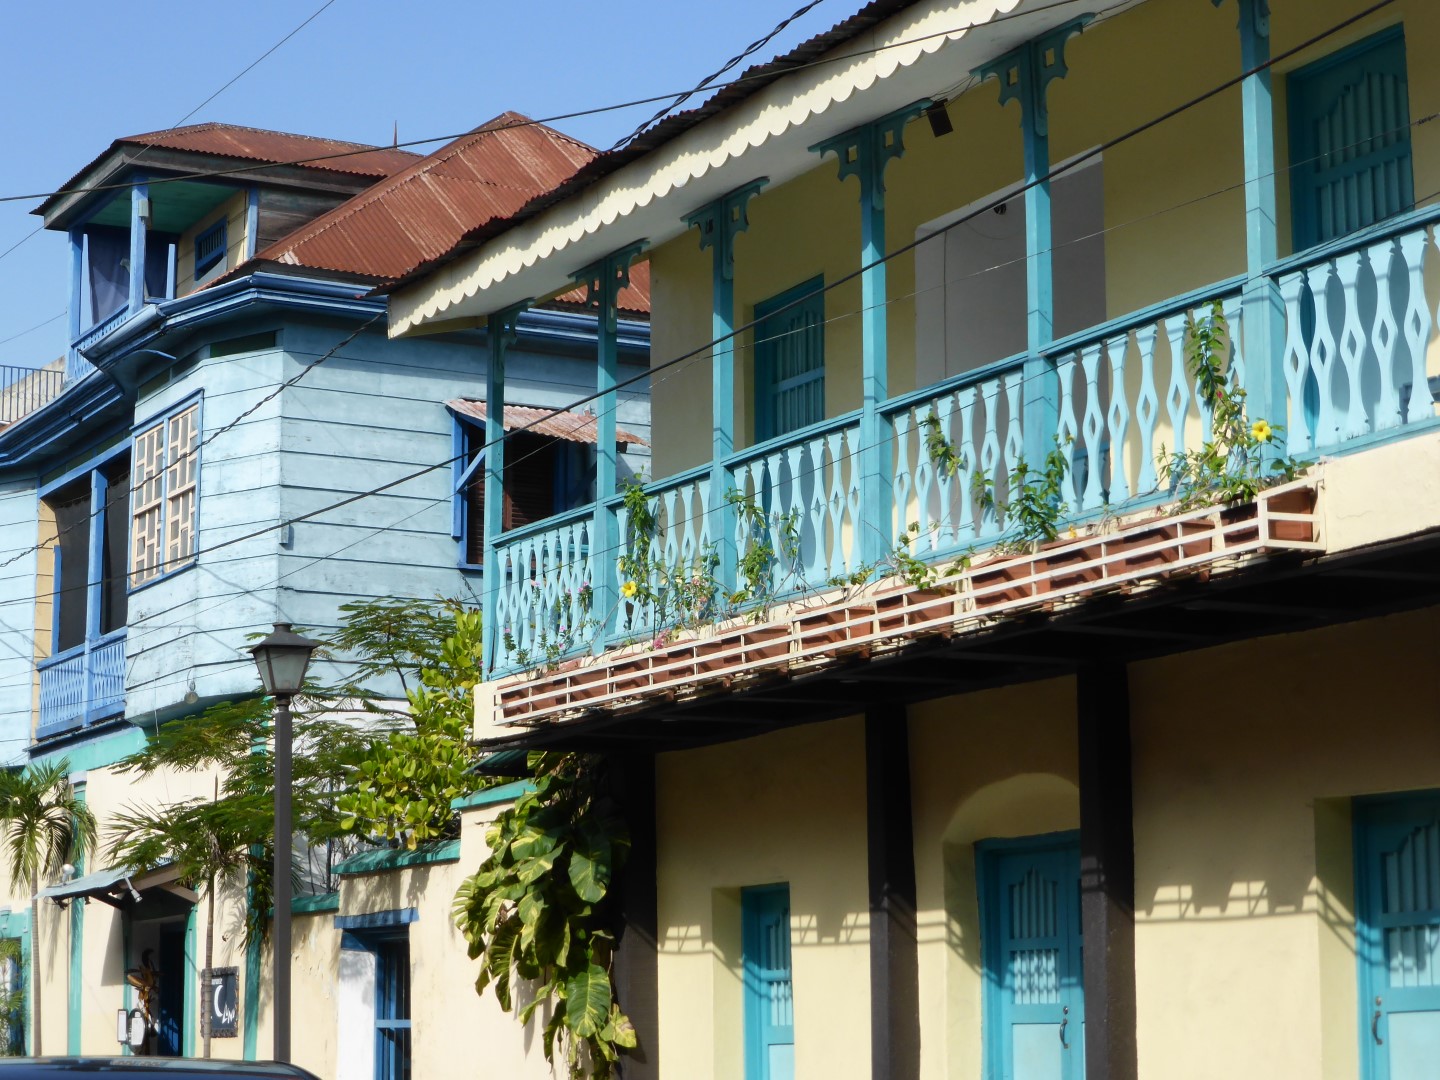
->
[50,482,90,654]
[459,422,592,565]
[45,451,132,652]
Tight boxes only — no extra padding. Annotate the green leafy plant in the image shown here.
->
[726,490,802,619]
[453,752,634,1078]
[973,438,1072,555]
[1157,302,1302,508]
[921,408,964,478]
[887,522,971,589]
[0,761,96,1055]
[0,937,22,1056]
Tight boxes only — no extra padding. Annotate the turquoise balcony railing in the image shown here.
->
[486,207,1440,677]
[36,629,126,739]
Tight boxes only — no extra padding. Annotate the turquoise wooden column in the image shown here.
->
[480,302,527,675]
[685,180,766,595]
[812,103,927,566]
[128,181,149,316]
[573,244,644,649]
[1217,0,1286,454]
[976,17,1090,464]
[67,777,86,1055]
[67,229,82,378]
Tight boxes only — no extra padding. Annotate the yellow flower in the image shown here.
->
[1251,419,1273,443]
[621,580,639,599]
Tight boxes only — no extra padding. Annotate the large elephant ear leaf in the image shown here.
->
[567,822,613,904]
[562,963,613,1038]
[486,918,521,1012]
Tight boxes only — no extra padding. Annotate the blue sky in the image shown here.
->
[0,0,839,368]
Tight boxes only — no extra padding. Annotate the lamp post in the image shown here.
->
[249,622,319,1063]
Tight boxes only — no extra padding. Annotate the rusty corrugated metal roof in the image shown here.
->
[385,0,917,296]
[448,399,647,446]
[119,123,420,176]
[230,112,649,314]
[37,123,421,219]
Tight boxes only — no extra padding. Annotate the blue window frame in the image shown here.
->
[194,220,227,278]
[452,408,591,568]
[1289,27,1413,251]
[978,832,1085,1080]
[754,277,824,444]
[1354,793,1440,1080]
[742,884,794,1080]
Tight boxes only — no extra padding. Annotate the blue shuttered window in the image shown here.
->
[754,278,825,443]
[1289,27,1413,251]
[374,936,411,1080]
[742,884,794,1080]
[194,221,227,279]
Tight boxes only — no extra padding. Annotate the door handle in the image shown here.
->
[1059,1005,1070,1049]
[1372,997,1383,1046]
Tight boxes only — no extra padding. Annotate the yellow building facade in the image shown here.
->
[389,0,1440,1078]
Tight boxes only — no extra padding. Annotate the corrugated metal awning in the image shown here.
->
[447,399,646,446]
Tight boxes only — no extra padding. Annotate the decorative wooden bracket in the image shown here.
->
[685,179,767,282]
[974,16,1093,138]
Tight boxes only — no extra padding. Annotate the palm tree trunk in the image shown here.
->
[28,874,39,1057]
[203,878,214,1058]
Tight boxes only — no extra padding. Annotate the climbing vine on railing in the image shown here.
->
[453,752,634,1079]
[1157,302,1302,508]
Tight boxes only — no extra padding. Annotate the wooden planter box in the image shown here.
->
[795,603,876,652]
[873,588,953,635]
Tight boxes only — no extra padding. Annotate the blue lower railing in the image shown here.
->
[36,630,126,739]
[487,207,1440,676]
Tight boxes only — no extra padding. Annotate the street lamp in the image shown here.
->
[249,622,319,1064]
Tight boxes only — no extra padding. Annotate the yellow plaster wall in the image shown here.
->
[654,715,871,1079]
[176,191,249,297]
[644,0,1440,487]
[1128,606,1440,1080]
[908,678,1080,1080]
[32,501,55,730]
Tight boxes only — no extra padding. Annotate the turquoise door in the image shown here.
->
[1357,796,1440,1080]
[743,884,794,1080]
[981,836,1084,1080]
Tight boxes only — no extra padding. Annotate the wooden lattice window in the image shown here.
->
[131,401,200,586]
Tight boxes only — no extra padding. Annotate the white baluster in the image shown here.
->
[956,387,977,542]
[893,410,916,542]
[1402,228,1434,425]
[933,393,959,549]
[1056,354,1081,509]
[979,379,1003,536]
[1222,294,1246,399]
[1163,312,1192,461]
[1106,333,1132,505]
[1334,252,1370,440]
[1307,262,1341,448]
[1277,271,1313,452]
[1003,372,1024,478]
[1134,324,1160,494]
[1080,343,1105,512]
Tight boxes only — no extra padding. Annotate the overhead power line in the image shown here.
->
[0,0,1403,621]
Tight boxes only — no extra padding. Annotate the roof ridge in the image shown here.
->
[121,121,423,156]
[244,115,600,278]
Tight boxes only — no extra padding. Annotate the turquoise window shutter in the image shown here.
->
[754,278,825,443]
[1289,27,1413,251]
[743,884,794,1080]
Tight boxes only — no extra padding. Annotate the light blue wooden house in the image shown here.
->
[0,116,650,769]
